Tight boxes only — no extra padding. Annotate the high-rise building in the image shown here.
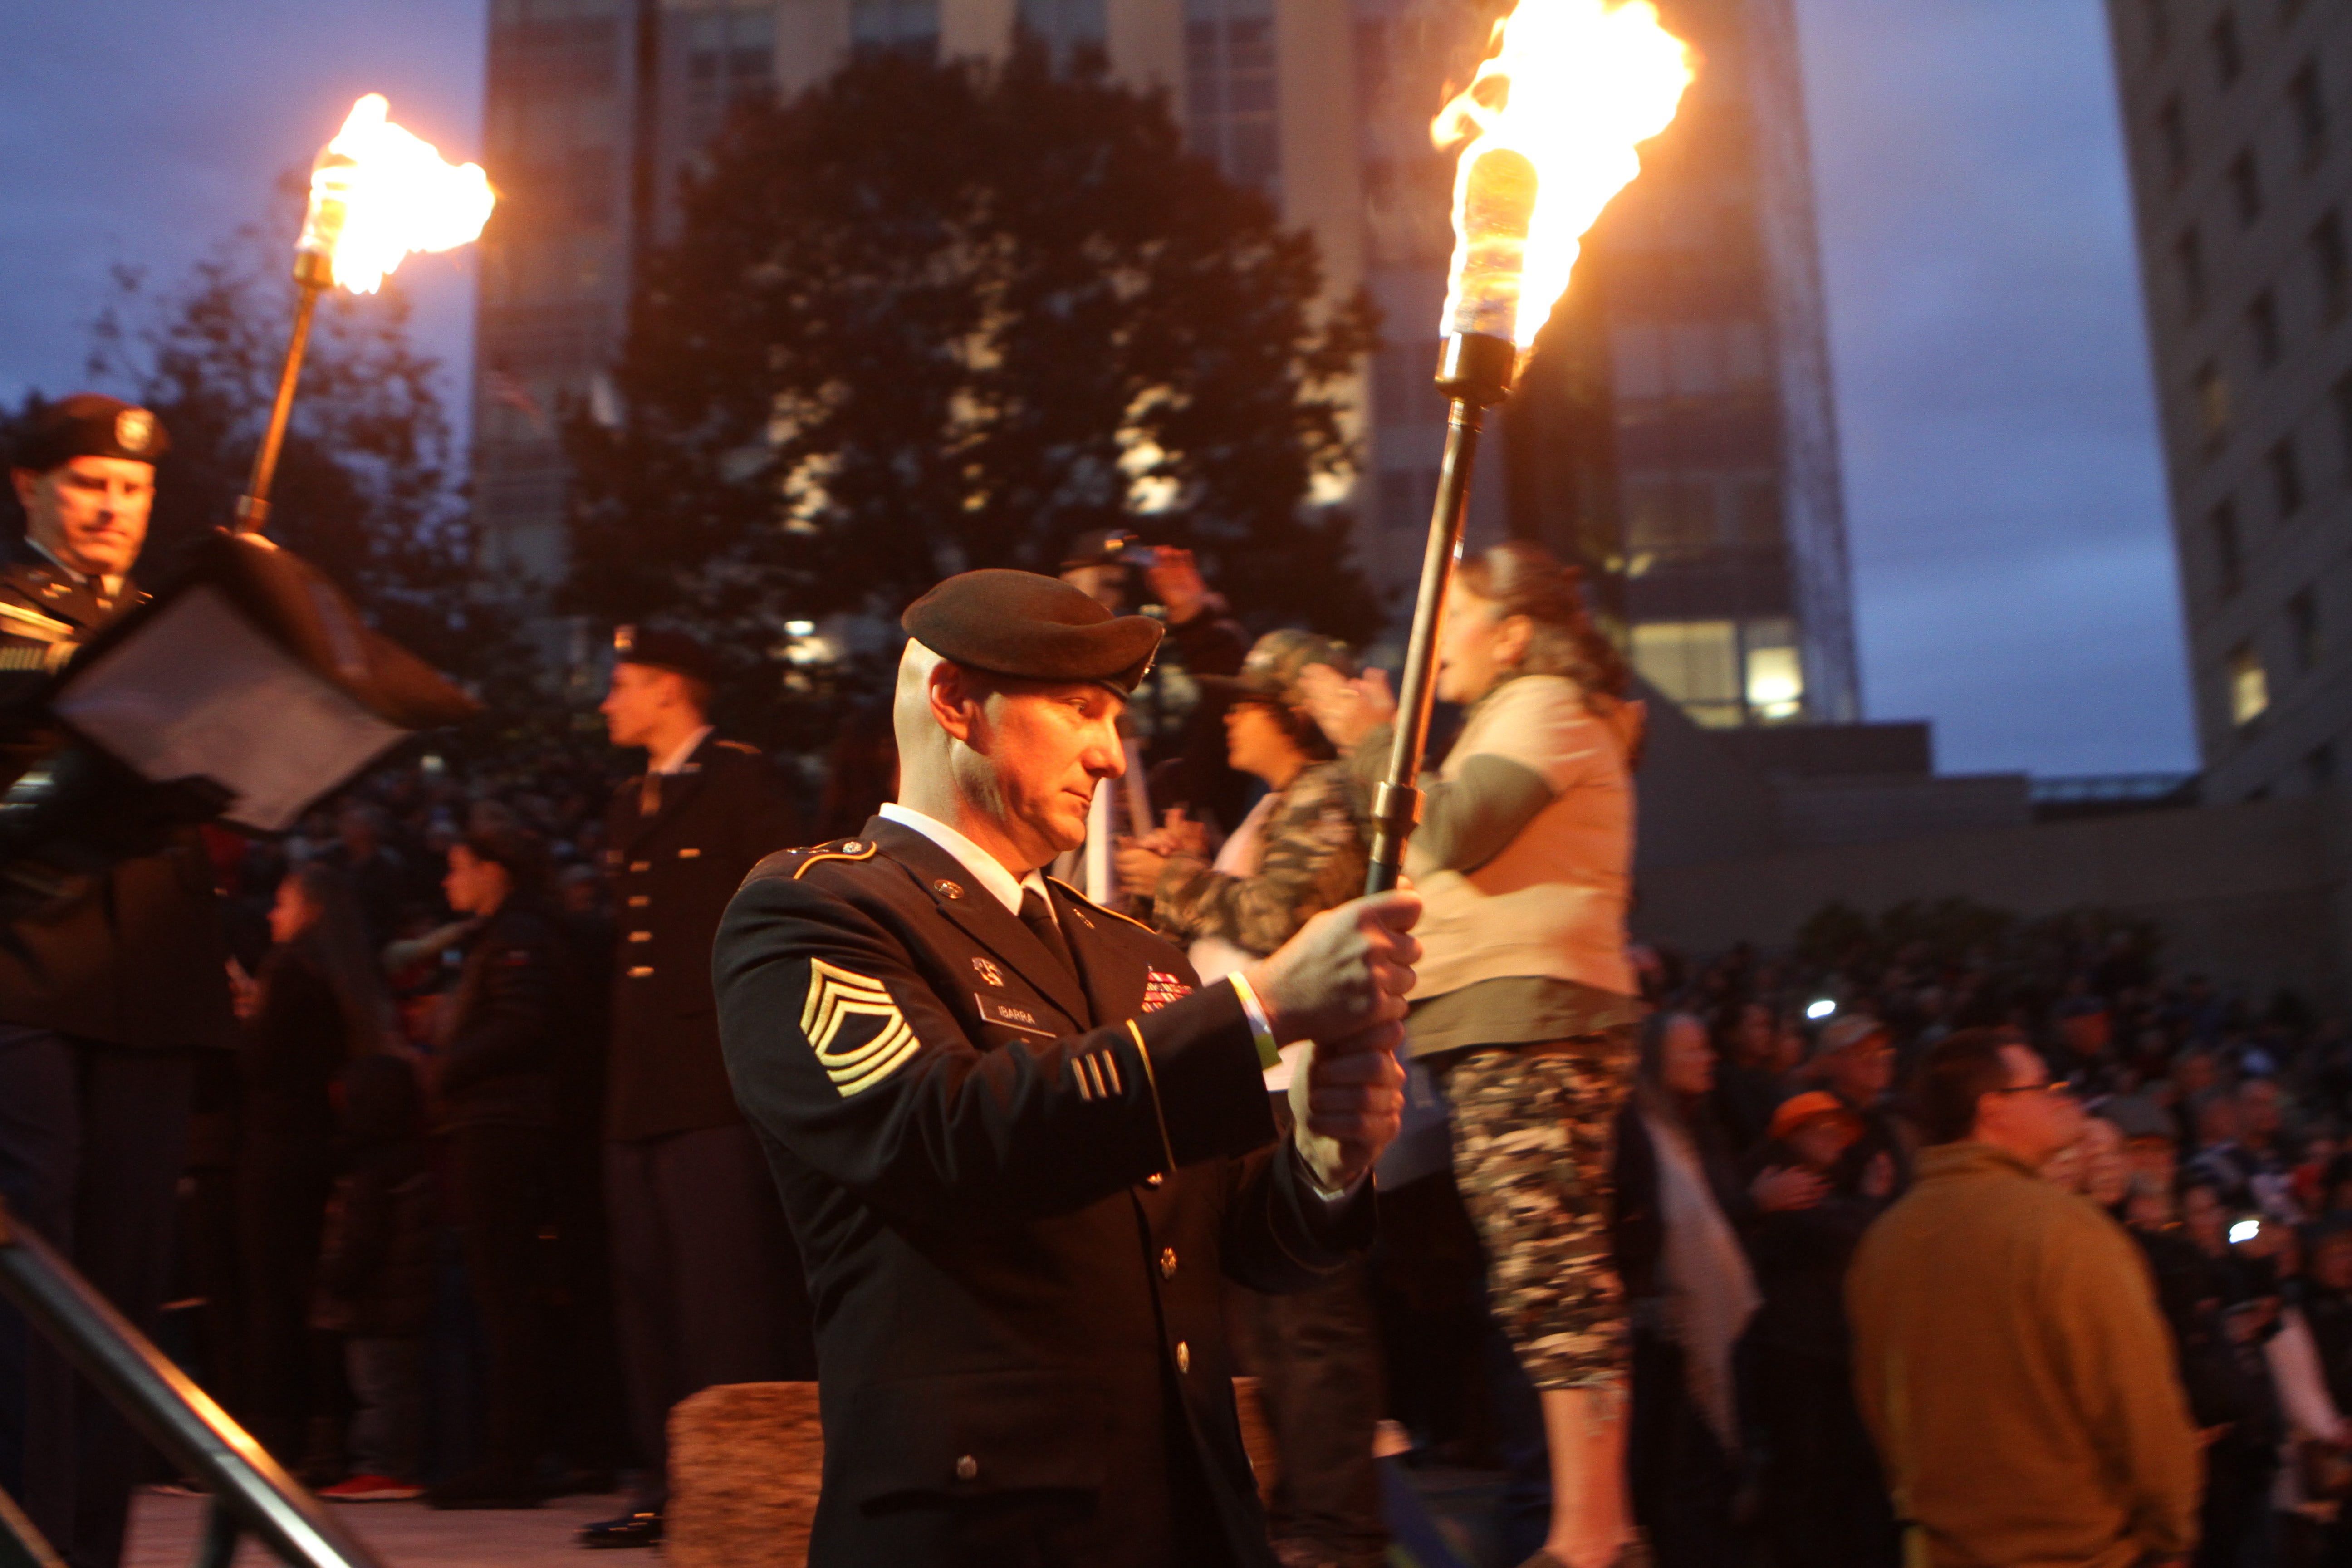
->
[473,0,1859,726]
[2109,0,2350,801]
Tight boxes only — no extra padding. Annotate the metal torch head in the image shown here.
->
[1436,333,1518,408]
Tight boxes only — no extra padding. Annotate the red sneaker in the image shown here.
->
[319,1474,423,1502]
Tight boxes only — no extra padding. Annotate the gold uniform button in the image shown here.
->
[1159,1247,1177,1280]
[627,895,648,908]
[678,847,701,858]
[629,861,650,872]
[1145,1172,1164,1188]
[954,1455,978,1481]
[628,931,652,943]
[627,966,653,978]
[1176,1341,1190,1374]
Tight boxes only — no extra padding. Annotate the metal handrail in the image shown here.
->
[0,1199,385,1568]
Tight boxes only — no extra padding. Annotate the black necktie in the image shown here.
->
[1018,886,1078,984]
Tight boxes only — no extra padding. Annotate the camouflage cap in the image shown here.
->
[1197,629,1357,711]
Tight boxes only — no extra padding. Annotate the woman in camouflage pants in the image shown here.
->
[1307,541,1646,1568]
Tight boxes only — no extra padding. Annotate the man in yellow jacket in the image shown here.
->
[1847,1028,2201,1568]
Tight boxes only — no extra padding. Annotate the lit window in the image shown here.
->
[2229,643,2269,725]
[1631,620,1740,727]
[2195,361,2231,445]
[1744,622,1803,722]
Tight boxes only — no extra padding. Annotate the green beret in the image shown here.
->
[902,569,1161,695]
[14,393,169,473]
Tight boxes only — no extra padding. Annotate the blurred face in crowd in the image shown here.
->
[2316,1235,2352,1294]
[1731,1002,1775,1068]
[1435,581,1533,706]
[2181,1184,2228,1256]
[1224,701,1305,788]
[601,662,699,751]
[267,877,320,947]
[1059,564,1127,612]
[1787,1112,1859,1174]
[2196,1095,2243,1150]
[2059,1006,2111,1060]
[2176,1051,2220,1098]
[2079,1117,2130,1208]
[1824,1029,1893,1107]
[2125,1177,2173,1233]
[443,844,512,918]
[2241,1079,2283,1146]
[338,806,379,860]
[1660,1015,1714,1098]
[11,456,152,578]
[1973,1044,2083,1168]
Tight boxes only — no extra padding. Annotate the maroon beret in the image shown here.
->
[902,569,1161,695]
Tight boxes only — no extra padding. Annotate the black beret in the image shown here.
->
[902,569,1161,695]
[613,624,720,686]
[13,393,169,473]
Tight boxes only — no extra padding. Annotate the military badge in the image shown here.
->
[972,956,1003,987]
[801,959,920,1095]
[1142,970,1191,1011]
[114,408,155,454]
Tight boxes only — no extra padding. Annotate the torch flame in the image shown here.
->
[298,94,495,295]
[1433,0,1694,348]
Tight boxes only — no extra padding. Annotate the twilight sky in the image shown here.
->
[0,0,2198,778]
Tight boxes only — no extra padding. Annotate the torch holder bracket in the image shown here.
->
[1435,332,1518,409]
[1371,779,1422,841]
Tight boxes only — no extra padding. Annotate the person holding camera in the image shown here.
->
[0,396,236,1568]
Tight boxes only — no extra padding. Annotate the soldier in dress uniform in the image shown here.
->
[0,395,235,1568]
[583,626,815,1549]
[714,570,1421,1568]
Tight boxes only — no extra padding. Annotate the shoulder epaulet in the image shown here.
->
[715,740,760,755]
[1046,875,1159,936]
[792,838,882,879]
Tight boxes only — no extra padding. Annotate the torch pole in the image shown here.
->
[233,250,333,534]
[1366,332,1517,895]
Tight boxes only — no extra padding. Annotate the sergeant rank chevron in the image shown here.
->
[801,959,920,1096]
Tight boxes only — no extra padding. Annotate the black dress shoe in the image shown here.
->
[426,1461,544,1510]
[579,1510,664,1549]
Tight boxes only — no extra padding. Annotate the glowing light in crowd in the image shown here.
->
[1806,999,1837,1021]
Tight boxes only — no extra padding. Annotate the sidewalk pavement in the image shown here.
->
[125,1489,627,1568]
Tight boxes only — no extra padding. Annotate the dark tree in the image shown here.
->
[2,210,524,702]
[565,46,1382,671]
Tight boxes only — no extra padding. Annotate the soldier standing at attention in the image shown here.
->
[0,395,235,1568]
[714,570,1420,1568]
[583,627,814,1550]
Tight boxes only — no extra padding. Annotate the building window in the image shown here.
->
[2211,10,2244,88]
[2212,500,2244,598]
[2290,61,2328,164]
[2196,360,2231,446]
[849,0,940,60]
[2159,97,2191,186]
[2269,436,2307,515]
[2176,228,2207,317]
[2291,588,2321,672]
[2229,149,2264,226]
[2230,643,2269,725]
[1015,0,1108,65]
[2315,211,2349,318]
[1743,619,1804,723]
[2249,288,2281,366]
[1630,620,1742,727]
[2143,0,2171,56]
[1186,0,1281,197]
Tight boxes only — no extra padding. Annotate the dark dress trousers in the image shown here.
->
[600,733,814,1505]
[715,816,1372,1568]
[0,539,234,1568]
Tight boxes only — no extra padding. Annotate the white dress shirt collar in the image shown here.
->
[650,725,714,776]
[877,802,1049,919]
[24,537,123,603]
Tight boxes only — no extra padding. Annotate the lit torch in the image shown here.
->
[233,94,495,533]
[1365,0,1693,893]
